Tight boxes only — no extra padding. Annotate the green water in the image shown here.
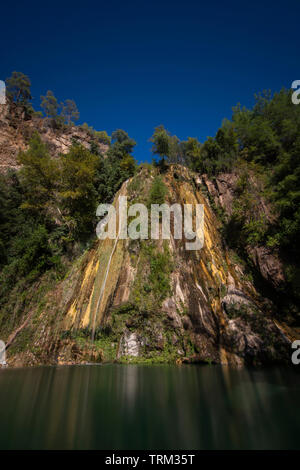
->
[0,364,299,449]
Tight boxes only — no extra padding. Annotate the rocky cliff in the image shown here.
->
[0,103,297,368]
[3,165,294,367]
[200,172,286,291]
[0,103,108,172]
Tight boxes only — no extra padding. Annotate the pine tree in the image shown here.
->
[6,71,32,105]
[40,90,59,119]
[61,99,79,125]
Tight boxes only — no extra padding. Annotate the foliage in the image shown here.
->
[150,125,171,162]
[147,243,173,300]
[18,132,59,210]
[111,129,136,155]
[150,125,189,165]
[80,124,111,145]
[206,89,300,307]
[61,99,79,125]
[6,71,32,106]
[131,241,173,312]
[95,129,137,202]
[0,125,136,314]
[181,137,202,169]
[95,130,111,145]
[59,144,99,238]
[40,90,59,119]
[148,176,167,206]
[148,89,300,311]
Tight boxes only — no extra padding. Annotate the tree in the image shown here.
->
[182,137,201,169]
[200,137,222,175]
[120,154,136,174]
[18,133,101,239]
[111,129,136,154]
[59,144,99,237]
[61,99,79,125]
[6,71,32,105]
[0,167,57,297]
[17,132,59,211]
[168,135,181,163]
[40,90,59,119]
[148,176,167,206]
[150,125,170,162]
[95,130,111,145]
[150,125,186,165]
[96,130,137,202]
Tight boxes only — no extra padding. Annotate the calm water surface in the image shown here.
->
[0,364,299,449]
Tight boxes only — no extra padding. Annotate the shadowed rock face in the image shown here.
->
[199,172,285,291]
[3,165,292,368]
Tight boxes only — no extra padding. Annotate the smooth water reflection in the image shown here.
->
[0,364,299,449]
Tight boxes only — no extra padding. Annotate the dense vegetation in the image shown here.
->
[0,120,136,312]
[150,89,300,311]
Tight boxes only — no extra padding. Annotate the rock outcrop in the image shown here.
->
[0,103,108,172]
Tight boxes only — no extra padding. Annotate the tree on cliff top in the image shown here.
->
[40,90,59,119]
[5,71,32,106]
[61,99,80,125]
[150,125,190,165]
[111,129,136,154]
[150,125,170,163]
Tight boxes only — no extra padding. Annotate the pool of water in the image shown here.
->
[0,364,299,449]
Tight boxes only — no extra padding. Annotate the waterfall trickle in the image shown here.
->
[91,181,128,341]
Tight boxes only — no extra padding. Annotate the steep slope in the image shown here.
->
[3,165,292,367]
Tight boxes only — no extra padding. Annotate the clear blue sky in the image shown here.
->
[1,0,299,163]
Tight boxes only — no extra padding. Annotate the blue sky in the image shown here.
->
[1,0,299,162]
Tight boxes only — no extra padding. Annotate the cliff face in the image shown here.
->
[200,173,286,291]
[0,105,295,367]
[3,165,293,367]
[0,103,108,171]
